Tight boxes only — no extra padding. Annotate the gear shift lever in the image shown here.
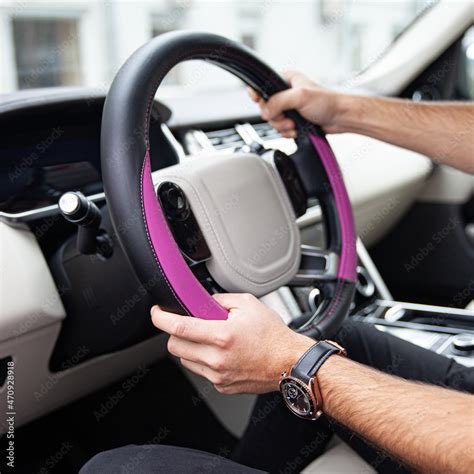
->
[59,191,113,259]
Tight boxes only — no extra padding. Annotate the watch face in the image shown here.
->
[280,377,316,418]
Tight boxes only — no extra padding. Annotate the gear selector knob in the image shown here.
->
[452,333,474,352]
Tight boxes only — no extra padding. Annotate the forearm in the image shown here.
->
[317,355,474,472]
[335,95,474,174]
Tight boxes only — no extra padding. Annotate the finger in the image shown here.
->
[151,306,224,344]
[212,293,258,310]
[167,336,217,366]
[214,383,249,395]
[180,358,224,385]
[281,129,297,139]
[247,87,260,102]
[256,97,268,115]
[269,113,286,122]
[261,88,303,121]
[281,70,306,84]
[269,118,295,132]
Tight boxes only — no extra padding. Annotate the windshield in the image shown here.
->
[1,0,436,96]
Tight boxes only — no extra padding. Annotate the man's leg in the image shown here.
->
[231,391,332,473]
[232,319,474,473]
[80,444,266,474]
[336,319,474,391]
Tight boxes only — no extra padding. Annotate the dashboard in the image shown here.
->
[0,86,436,342]
[0,86,434,356]
[0,86,435,432]
[0,88,177,217]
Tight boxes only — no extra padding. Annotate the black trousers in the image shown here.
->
[80,320,474,473]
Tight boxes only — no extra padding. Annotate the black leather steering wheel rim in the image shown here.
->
[101,31,356,339]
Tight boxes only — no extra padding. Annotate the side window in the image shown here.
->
[457,25,474,100]
[403,24,474,101]
[12,18,81,89]
[151,11,183,87]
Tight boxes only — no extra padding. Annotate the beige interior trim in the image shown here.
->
[418,165,474,204]
[0,324,169,434]
[0,222,66,341]
[352,0,474,95]
[302,436,376,473]
[298,134,433,247]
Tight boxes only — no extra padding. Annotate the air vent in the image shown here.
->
[206,127,245,150]
[252,122,283,141]
[183,122,284,155]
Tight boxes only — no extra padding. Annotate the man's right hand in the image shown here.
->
[250,70,474,174]
[248,71,345,137]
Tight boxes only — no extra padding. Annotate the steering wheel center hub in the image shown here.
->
[154,152,301,296]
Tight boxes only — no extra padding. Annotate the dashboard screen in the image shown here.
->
[0,97,177,215]
[0,137,102,214]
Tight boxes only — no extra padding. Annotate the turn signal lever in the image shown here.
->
[58,191,113,259]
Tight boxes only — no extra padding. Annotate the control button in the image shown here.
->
[59,192,80,215]
[159,182,190,221]
[355,266,375,299]
[452,334,474,352]
[157,181,211,262]
[272,150,307,217]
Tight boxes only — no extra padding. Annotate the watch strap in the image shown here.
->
[290,340,342,385]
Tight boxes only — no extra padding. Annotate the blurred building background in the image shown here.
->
[0,0,435,96]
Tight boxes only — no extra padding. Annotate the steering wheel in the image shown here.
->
[101,32,356,340]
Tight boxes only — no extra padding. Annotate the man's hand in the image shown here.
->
[151,293,314,394]
[251,70,474,174]
[249,71,343,137]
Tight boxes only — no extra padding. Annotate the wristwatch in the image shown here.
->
[279,340,346,420]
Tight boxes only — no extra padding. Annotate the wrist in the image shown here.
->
[288,334,316,367]
[332,93,361,133]
[273,333,314,390]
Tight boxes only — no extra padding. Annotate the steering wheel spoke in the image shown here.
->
[291,245,338,286]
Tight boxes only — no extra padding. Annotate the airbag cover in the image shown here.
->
[153,152,301,296]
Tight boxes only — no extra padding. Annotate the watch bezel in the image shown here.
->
[279,375,321,421]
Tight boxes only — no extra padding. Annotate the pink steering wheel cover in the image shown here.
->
[309,134,357,282]
[142,151,228,320]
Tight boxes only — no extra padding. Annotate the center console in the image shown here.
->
[354,300,474,367]
[285,238,474,368]
[352,239,474,367]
